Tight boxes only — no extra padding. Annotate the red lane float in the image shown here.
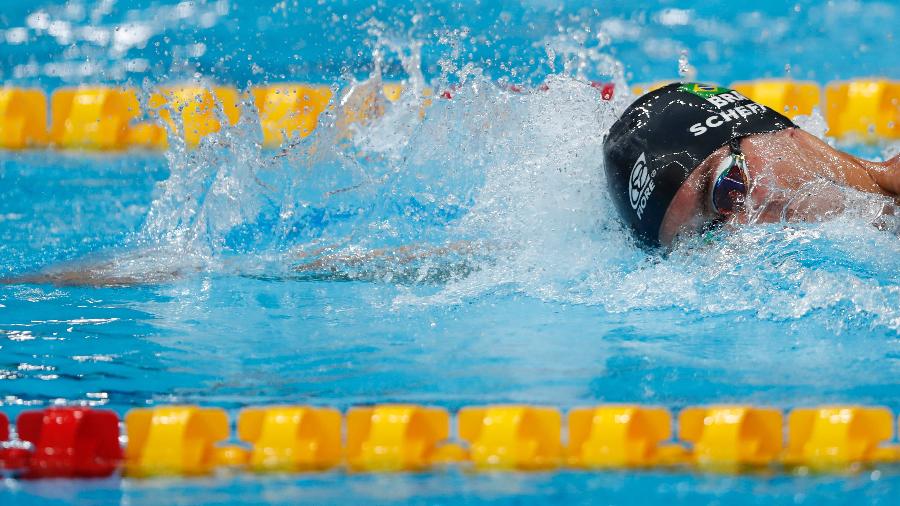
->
[0,412,31,473]
[14,407,122,478]
[590,81,616,101]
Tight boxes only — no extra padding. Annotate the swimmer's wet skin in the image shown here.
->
[603,82,900,249]
[0,241,483,287]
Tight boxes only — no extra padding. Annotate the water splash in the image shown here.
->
[55,23,893,335]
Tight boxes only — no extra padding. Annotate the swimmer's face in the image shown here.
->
[657,142,740,247]
[658,128,872,247]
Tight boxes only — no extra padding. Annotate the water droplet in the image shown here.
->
[677,50,695,80]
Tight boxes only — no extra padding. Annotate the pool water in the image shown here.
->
[2,1,900,504]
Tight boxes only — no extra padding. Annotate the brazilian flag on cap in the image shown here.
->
[678,83,731,98]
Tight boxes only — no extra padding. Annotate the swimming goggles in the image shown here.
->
[709,137,750,216]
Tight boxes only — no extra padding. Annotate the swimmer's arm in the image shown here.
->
[1,269,145,287]
[794,130,900,196]
[0,252,192,287]
[293,241,478,272]
[864,153,900,196]
[0,266,187,287]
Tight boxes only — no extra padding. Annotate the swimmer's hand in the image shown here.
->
[866,154,900,197]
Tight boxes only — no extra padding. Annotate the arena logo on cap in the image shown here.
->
[629,152,655,219]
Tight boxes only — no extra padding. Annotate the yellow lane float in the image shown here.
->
[238,405,341,472]
[50,87,145,150]
[458,405,562,470]
[567,405,686,468]
[124,405,230,477]
[251,84,332,148]
[346,404,455,471]
[825,79,900,139]
[148,86,241,148]
[678,406,783,469]
[731,79,821,118]
[784,406,899,468]
[0,88,47,149]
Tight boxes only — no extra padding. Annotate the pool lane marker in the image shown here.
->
[251,85,333,148]
[459,405,562,470]
[825,80,900,140]
[730,80,821,119]
[0,88,47,149]
[123,406,230,477]
[240,406,341,472]
[0,79,897,152]
[0,407,121,478]
[568,405,686,468]
[48,88,150,150]
[149,86,242,149]
[1,404,900,478]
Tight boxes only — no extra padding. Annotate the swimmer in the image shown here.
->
[6,82,900,287]
[603,82,900,248]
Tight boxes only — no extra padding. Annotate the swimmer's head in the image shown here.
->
[602,82,795,248]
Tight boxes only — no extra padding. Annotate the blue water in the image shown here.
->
[2,0,899,87]
[3,1,900,504]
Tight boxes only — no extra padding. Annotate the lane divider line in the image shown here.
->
[0,79,897,152]
[1,404,900,478]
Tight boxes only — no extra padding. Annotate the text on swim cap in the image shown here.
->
[704,90,749,108]
[688,102,769,136]
[629,152,656,220]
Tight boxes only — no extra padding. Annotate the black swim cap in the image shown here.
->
[602,82,796,248]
